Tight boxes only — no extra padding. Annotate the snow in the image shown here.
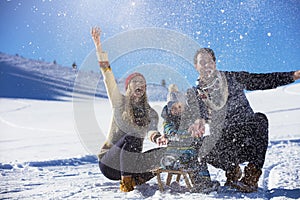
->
[1,53,300,199]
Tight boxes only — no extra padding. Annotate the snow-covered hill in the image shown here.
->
[0,53,167,102]
[0,53,300,199]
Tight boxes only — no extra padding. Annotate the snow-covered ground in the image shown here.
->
[1,53,300,199]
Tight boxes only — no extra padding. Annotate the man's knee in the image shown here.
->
[254,112,268,127]
[254,112,269,139]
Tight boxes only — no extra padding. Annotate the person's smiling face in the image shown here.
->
[128,75,146,99]
[195,52,217,81]
[170,102,184,116]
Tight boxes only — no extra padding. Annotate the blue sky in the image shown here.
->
[1,0,299,87]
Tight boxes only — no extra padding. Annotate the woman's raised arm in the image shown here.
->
[91,27,102,52]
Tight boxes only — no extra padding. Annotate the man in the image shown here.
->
[187,48,300,192]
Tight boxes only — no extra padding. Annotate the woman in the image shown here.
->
[91,27,167,192]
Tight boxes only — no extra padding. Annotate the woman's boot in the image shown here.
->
[120,176,136,192]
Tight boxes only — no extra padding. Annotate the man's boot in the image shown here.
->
[239,163,262,192]
[224,165,242,187]
[228,163,262,192]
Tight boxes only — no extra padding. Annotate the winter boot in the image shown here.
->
[120,176,136,192]
[134,172,155,186]
[191,163,220,193]
[239,163,262,192]
[191,173,220,194]
[224,165,242,187]
[228,163,262,193]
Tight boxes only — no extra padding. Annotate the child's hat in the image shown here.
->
[167,101,177,110]
[167,91,181,110]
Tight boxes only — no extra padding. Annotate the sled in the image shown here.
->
[152,168,193,192]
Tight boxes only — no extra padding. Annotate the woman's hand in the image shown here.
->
[156,135,169,146]
[91,27,102,52]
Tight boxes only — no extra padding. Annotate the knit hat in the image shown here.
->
[167,101,177,110]
[125,72,145,90]
[167,91,186,112]
[169,92,179,102]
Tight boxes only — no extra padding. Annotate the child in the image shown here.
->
[161,93,220,193]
